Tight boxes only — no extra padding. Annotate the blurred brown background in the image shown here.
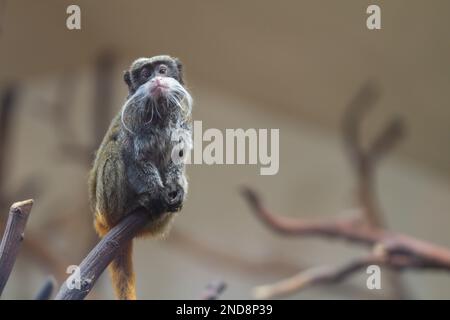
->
[0,0,449,299]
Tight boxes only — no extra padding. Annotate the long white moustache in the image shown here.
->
[162,78,193,118]
[121,84,149,134]
[121,79,193,135]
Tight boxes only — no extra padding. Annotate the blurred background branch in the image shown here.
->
[240,83,449,299]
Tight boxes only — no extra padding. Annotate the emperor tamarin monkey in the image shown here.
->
[88,55,193,300]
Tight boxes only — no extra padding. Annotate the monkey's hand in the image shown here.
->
[163,183,185,212]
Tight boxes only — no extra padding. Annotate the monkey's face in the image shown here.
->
[121,55,193,134]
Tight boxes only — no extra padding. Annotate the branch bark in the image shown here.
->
[0,199,34,295]
[54,209,147,300]
[242,187,450,271]
[253,255,382,299]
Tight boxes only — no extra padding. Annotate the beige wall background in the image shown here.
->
[0,0,449,299]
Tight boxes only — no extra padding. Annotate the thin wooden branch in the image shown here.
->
[242,187,450,271]
[341,82,404,226]
[0,199,34,295]
[341,82,408,298]
[201,280,227,300]
[253,255,383,299]
[166,228,379,298]
[342,81,380,171]
[368,116,404,163]
[241,187,372,242]
[54,209,148,300]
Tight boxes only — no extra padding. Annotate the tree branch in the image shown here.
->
[253,255,383,299]
[242,187,450,272]
[0,199,34,295]
[342,81,380,171]
[241,186,373,243]
[54,209,148,300]
[341,82,409,298]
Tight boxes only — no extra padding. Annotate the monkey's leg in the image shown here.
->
[92,146,138,300]
[93,140,129,228]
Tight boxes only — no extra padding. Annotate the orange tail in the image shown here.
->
[109,240,136,300]
[94,214,136,300]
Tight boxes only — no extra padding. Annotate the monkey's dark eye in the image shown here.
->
[179,149,184,158]
[140,68,151,81]
[158,65,168,75]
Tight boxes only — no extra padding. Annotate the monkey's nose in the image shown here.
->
[153,77,163,85]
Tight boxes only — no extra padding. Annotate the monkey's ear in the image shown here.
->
[174,58,184,84]
[123,70,133,92]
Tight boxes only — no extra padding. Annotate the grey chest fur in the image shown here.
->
[131,126,174,170]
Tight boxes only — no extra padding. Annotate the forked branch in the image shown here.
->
[0,199,34,295]
[242,187,450,298]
